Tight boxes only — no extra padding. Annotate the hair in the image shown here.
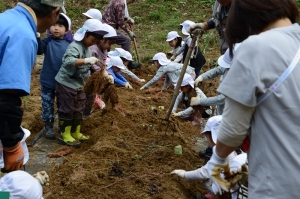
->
[120,57,128,62]
[86,32,104,40]
[54,15,69,30]
[226,0,299,55]
[175,37,183,48]
[102,38,116,45]
[19,0,57,17]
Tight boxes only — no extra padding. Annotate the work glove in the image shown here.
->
[125,82,133,89]
[170,169,186,179]
[171,111,180,117]
[207,146,230,194]
[188,23,206,34]
[190,95,201,106]
[3,142,24,172]
[140,85,146,90]
[170,54,176,61]
[103,70,114,84]
[84,57,99,65]
[127,17,135,25]
[129,31,136,41]
[194,75,203,86]
[33,171,50,186]
[139,79,146,83]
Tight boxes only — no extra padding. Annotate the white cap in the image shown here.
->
[174,73,194,88]
[180,20,195,36]
[108,48,133,61]
[0,171,43,199]
[166,31,181,42]
[200,115,222,143]
[0,127,30,168]
[218,43,241,69]
[107,56,126,69]
[151,52,171,65]
[82,8,102,21]
[103,24,117,38]
[60,13,71,30]
[73,19,108,41]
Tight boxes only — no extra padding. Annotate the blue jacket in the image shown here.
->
[0,5,37,96]
[108,67,127,87]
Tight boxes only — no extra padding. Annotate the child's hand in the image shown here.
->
[125,82,133,89]
[84,57,99,65]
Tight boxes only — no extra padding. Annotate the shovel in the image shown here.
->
[128,23,141,63]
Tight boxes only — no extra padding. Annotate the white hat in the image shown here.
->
[151,52,171,65]
[0,127,30,168]
[0,170,43,199]
[73,19,108,41]
[103,24,117,38]
[108,48,133,61]
[180,20,195,36]
[82,8,102,21]
[166,31,181,42]
[60,13,71,30]
[174,73,194,88]
[218,43,241,69]
[200,115,222,143]
[106,56,126,69]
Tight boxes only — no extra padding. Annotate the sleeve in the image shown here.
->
[172,92,184,112]
[201,66,226,81]
[120,68,141,81]
[185,164,210,181]
[176,40,188,55]
[199,93,225,106]
[177,107,194,117]
[61,44,80,76]
[114,72,127,86]
[37,37,50,55]
[90,49,101,72]
[217,97,255,147]
[162,75,170,90]
[174,53,183,63]
[195,87,207,98]
[143,67,166,88]
[115,4,129,33]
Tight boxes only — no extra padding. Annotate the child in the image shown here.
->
[108,48,145,83]
[45,13,73,42]
[82,8,102,21]
[55,19,108,147]
[171,74,211,126]
[172,20,206,77]
[37,13,72,139]
[166,31,184,63]
[140,52,195,90]
[107,56,133,89]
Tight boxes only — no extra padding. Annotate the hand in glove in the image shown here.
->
[170,54,177,61]
[139,79,146,83]
[170,169,186,179]
[33,171,50,186]
[140,85,146,90]
[188,23,206,34]
[2,142,24,172]
[127,17,134,25]
[207,146,230,194]
[84,57,99,65]
[125,82,133,89]
[103,70,114,84]
[129,31,136,41]
[190,95,201,106]
[171,111,180,117]
[194,75,203,86]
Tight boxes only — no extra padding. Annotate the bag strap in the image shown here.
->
[257,46,300,105]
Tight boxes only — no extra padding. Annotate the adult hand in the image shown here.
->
[129,31,136,41]
[84,57,99,65]
[188,23,206,34]
[139,79,146,83]
[194,75,203,86]
[127,17,134,25]
[190,95,201,106]
[207,146,230,194]
[125,82,133,89]
[33,171,50,186]
[170,169,186,178]
[3,142,24,172]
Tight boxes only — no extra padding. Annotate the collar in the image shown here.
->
[17,2,37,26]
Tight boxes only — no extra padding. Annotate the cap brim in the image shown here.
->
[82,13,92,19]
[166,37,176,42]
[182,28,189,36]
[61,6,66,14]
[116,65,126,70]
[73,28,86,41]
[218,55,230,68]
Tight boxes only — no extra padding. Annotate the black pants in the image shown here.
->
[0,92,24,147]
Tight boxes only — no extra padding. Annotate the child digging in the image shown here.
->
[55,19,108,147]
[37,13,72,139]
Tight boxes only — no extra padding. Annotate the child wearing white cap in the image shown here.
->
[54,19,108,147]
[140,52,195,90]
[166,31,184,63]
[171,74,212,126]
[172,20,206,77]
[37,13,72,140]
[82,8,102,21]
[107,56,133,89]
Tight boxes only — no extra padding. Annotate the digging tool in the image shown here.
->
[158,31,203,140]
[128,23,141,63]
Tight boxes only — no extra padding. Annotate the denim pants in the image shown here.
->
[41,85,56,122]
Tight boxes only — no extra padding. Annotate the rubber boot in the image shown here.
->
[44,120,55,140]
[57,117,80,148]
[71,113,90,141]
[127,61,141,69]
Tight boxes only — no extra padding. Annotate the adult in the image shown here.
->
[102,0,141,69]
[189,0,231,55]
[0,0,65,172]
[206,0,300,198]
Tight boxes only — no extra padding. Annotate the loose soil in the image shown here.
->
[23,51,220,199]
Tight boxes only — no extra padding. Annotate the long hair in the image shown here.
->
[226,0,299,55]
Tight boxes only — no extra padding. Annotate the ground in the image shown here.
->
[21,49,220,199]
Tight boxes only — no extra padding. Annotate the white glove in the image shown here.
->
[170,169,186,178]
[129,31,136,40]
[139,79,146,83]
[188,23,206,34]
[190,95,201,106]
[125,82,133,89]
[36,32,40,38]
[33,171,50,186]
[170,54,176,61]
[127,17,134,25]
[194,75,203,86]
[84,57,99,65]
[140,85,146,90]
[103,70,114,84]
[171,111,180,117]
[207,146,230,194]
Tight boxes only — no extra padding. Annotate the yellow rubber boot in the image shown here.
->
[58,118,80,148]
[71,125,90,141]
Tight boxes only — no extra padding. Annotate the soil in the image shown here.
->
[22,50,221,199]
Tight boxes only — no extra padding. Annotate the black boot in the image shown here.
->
[44,120,55,140]
[128,61,141,69]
